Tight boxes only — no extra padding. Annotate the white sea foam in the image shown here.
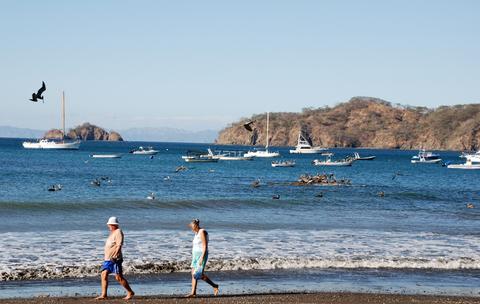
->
[0,229,479,281]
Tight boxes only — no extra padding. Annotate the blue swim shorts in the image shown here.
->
[100,260,123,275]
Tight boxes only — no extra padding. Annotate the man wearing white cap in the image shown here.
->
[95,217,134,300]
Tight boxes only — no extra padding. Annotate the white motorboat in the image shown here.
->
[216,150,253,161]
[460,150,480,163]
[271,160,296,167]
[448,159,480,170]
[312,153,353,166]
[182,149,219,163]
[289,133,326,154]
[411,149,441,164]
[353,152,376,161]
[245,112,280,158]
[23,92,81,150]
[130,146,159,155]
[90,154,122,159]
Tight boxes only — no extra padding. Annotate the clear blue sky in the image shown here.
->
[1,0,479,131]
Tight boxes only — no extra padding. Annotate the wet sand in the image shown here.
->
[1,293,479,304]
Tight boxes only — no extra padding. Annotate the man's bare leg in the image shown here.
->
[94,270,109,300]
[115,274,135,300]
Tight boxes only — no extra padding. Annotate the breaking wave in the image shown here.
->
[1,228,479,281]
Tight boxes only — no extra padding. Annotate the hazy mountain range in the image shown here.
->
[0,126,218,143]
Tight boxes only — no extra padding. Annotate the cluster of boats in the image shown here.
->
[410,149,480,169]
[20,95,480,171]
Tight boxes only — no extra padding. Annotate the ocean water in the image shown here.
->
[0,138,479,297]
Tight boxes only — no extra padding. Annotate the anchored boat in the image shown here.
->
[353,152,376,161]
[272,160,296,167]
[182,149,219,163]
[130,146,159,155]
[23,91,81,150]
[215,150,253,161]
[244,112,280,158]
[312,153,353,166]
[289,132,326,154]
[411,149,442,164]
[90,154,122,159]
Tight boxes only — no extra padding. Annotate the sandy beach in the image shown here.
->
[1,293,480,304]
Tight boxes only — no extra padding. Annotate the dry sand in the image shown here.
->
[0,293,479,304]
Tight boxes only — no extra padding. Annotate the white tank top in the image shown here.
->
[192,229,208,252]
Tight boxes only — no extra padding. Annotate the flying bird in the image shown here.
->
[30,81,46,102]
[243,120,255,132]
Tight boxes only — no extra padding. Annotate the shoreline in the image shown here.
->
[1,292,480,304]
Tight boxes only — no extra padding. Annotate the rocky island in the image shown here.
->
[216,97,480,151]
[44,123,123,141]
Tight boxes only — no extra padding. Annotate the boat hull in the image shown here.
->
[244,151,280,158]
[411,159,442,164]
[132,150,159,155]
[184,158,219,163]
[313,161,353,166]
[289,148,326,154]
[356,156,376,160]
[218,156,253,161]
[447,164,480,170]
[90,154,122,159]
[23,140,81,150]
[272,162,295,167]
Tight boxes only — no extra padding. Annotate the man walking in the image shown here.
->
[95,217,134,300]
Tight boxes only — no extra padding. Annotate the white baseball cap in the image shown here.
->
[106,216,119,226]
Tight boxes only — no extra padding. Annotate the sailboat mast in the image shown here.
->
[266,112,269,149]
[62,91,65,139]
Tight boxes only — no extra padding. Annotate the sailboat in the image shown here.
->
[244,112,280,158]
[23,91,81,150]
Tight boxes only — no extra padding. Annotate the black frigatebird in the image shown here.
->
[30,81,46,102]
[243,120,255,132]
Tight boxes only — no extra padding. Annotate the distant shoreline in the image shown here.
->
[0,137,471,152]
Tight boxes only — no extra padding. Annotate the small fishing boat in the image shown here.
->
[216,150,253,161]
[312,153,353,166]
[272,160,296,167]
[90,154,122,159]
[411,149,441,164]
[289,132,326,154]
[353,152,376,161]
[181,150,219,163]
[447,159,480,170]
[130,146,159,155]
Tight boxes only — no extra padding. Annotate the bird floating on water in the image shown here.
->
[91,179,101,187]
[147,192,156,200]
[272,194,280,200]
[48,184,62,192]
[467,203,475,209]
[251,179,261,188]
[175,165,187,173]
[30,81,46,102]
[378,191,385,197]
